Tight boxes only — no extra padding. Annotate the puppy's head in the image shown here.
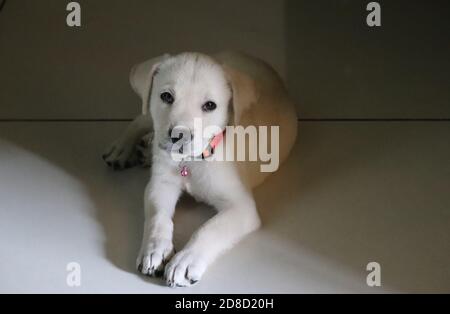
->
[149,53,231,157]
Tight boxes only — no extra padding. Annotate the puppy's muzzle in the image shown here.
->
[168,126,192,154]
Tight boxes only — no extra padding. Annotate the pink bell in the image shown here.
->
[180,165,189,177]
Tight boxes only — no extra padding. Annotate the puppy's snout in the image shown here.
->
[168,126,192,144]
[168,127,179,143]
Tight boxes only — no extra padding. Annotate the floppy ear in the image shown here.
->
[129,54,170,115]
[222,65,258,126]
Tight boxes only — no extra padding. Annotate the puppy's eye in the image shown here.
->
[202,101,217,112]
[160,92,174,105]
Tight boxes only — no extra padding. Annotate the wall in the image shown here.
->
[0,0,286,119]
[1,0,449,120]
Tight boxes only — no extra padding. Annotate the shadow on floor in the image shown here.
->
[0,122,214,287]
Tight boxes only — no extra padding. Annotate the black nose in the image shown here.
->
[169,127,184,143]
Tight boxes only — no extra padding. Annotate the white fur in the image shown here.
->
[103,51,297,287]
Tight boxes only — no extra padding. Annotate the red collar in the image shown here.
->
[201,130,225,159]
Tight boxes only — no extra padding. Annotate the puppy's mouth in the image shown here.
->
[158,141,185,154]
[158,137,209,160]
[158,141,172,152]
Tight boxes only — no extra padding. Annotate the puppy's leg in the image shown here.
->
[164,190,261,287]
[137,171,182,276]
[102,114,153,170]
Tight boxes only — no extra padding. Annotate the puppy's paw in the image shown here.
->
[136,133,153,168]
[137,239,174,277]
[164,249,207,288]
[102,138,138,170]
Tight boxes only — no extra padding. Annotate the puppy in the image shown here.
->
[103,51,297,287]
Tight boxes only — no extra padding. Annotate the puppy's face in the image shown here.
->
[150,53,231,157]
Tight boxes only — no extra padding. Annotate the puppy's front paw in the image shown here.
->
[137,239,174,277]
[164,249,207,288]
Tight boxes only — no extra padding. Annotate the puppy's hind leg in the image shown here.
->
[102,114,153,170]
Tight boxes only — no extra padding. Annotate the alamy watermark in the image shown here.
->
[366,262,381,287]
[166,118,280,173]
[366,2,381,27]
[66,2,81,27]
[66,262,81,287]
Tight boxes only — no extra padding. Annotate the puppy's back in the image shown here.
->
[214,51,298,188]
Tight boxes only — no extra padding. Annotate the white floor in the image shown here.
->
[0,121,449,293]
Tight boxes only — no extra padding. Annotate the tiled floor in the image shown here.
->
[0,121,449,293]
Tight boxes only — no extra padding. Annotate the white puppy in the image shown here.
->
[103,51,297,287]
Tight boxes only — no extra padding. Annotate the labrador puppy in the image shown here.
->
[103,51,297,287]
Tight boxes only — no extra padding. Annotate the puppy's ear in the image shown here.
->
[222,65,258,126]
[130,54,170,115]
